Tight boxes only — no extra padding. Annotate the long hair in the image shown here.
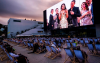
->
[81,2,89,10]
[61,3,66,10]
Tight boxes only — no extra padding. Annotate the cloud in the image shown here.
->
[0,0,62,25]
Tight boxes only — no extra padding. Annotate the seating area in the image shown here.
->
[0,41,29,63]
[1,37,100,63]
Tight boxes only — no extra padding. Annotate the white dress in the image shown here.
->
[80,10,93,26]
[60,12,68,29]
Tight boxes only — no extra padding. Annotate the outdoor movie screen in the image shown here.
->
[46,0,94,30]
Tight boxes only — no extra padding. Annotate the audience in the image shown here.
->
[5,37,100,63]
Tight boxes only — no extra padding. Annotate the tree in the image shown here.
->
[0,24,3,29]
[21,31,24,33]
[16,32,19,35]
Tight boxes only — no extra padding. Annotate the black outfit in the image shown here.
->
[68,6,81,27]
[17,54,27,63]
[55,39,58,46]
[55,13,60,29]
[33,43,39,52]
[49,14,54,30]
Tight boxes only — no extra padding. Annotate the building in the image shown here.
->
[7,18,47,38]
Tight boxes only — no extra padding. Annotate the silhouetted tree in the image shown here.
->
[21,31,24,33]
[16,32,19,35]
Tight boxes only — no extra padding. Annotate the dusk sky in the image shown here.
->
[0,0,62,25]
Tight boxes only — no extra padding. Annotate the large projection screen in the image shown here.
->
[45,0,94,30]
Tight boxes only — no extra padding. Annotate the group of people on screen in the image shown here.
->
[47,0,94,30]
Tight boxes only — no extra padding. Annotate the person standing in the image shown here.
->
[78,2,93,26]
[68,0,81,27]
[49,9,54,30]
[59,3,68,29]
[54,8,60,29]
[86,0,94,24]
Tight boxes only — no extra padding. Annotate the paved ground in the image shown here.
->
[0,41,100,63]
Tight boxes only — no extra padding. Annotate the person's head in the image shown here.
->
[71,0,75,8]
[55,8,59,14]
[86,0,92,6]
[61,3,66,10]
[81,2,89,10]
[51,9,54,14]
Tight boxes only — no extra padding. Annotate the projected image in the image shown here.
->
[46,0,94,30]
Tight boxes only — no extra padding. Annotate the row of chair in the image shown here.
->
[64,48,88,63]
[7,39,46,54]
[87,43,100,56]
[44,46,61,59]
[0,45,17,63]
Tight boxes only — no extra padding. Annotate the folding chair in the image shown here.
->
[22,42,27,48]
[72,43,76,48]
[95,44,100,55]
[0,48,8,61]
[87,44,95,55]
[26,43,31,51]
[94,39,98,43]
[58,43,62,48]
[74,50,88,63]
[5,51,17,63]
[50,46,61,59]
[64,48,75,63]
[69,40,73,43]
[84,40,89,46]
[44,46,52,58]
[80,40,84,46]
[0,46,6,54]
[53,42,57,46]
[67,43,71,48]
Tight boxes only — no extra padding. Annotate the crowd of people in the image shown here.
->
[47,0,94,30]
[0,40,29,63]
[3,36,100,63]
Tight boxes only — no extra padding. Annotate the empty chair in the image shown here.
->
[27,43,31,47]
[95,44,100,51]
[87,44,94,54]
[69,40,73,43]
[48,41,50,45]
[67,43,71,48]
[40,40,43,44]
[94,39,98,42]
[30,43,34,47]
[64,48,74,63]
[84,40,89,44]
[44,46,52,57]
[66,40,69,42]
[90,39,93,42]
[80,40,84,46]
[72,43,76,47]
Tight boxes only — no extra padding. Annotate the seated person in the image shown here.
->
[9,50,19,58]
[39,43,47,53]
[9,50,27,63]
[96,41,100,44]
[51,42,61,53]
[89,41,93,44]
[28,42,40,54]
[73,40,78,46]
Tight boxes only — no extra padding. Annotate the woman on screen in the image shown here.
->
[78,2,93,26]
[59,3,68,29]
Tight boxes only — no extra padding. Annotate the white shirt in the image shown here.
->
[89,2,92,11]
[9,53,19,57]
[51,44,56,47]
